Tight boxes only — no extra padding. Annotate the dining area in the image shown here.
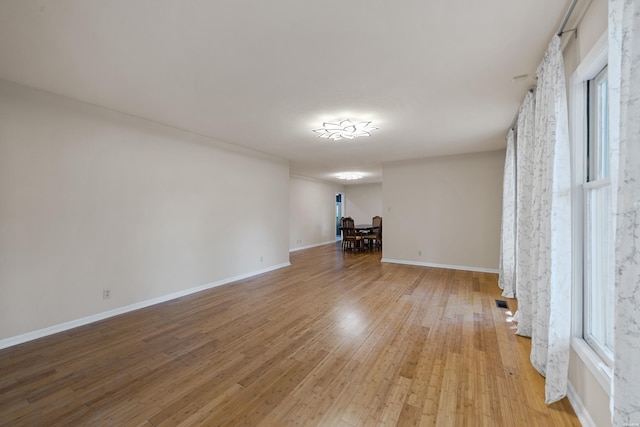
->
[340,216,382,252]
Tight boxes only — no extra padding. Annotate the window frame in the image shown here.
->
[583,64,614,366]
[587,66,610,183]
[569,31,613,394]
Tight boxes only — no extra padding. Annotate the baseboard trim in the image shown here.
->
[289,240,337,252]
[567,381,597,427]
[381,258,499,274]
[0,262,291,350]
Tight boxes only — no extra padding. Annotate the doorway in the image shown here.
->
[336,193,343,240]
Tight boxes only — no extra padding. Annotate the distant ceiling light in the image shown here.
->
[313,119,377,141]
[336,172,363,180]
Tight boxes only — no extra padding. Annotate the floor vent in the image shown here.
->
[495,300,509,309]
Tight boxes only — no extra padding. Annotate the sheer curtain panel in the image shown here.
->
[530,35,572,404]
[610,0,640,424]
[514,91,535,335]
[499,129,516,298]
[512,36,572,404]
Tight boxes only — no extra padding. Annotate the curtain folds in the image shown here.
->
[610,0,640,424]
[514,92,535,334]
[498,129,516,298]
[529,35,572,404]
[508,36,572,404]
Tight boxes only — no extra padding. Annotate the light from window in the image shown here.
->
[584,65,614,365]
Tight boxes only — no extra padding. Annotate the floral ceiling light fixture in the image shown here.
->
[336,172,363,180]
[313,119,377,141]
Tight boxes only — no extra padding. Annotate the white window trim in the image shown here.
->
[569,30,612,394]
[583,178,610,190]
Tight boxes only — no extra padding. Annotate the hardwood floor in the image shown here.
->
[0,243,580,426]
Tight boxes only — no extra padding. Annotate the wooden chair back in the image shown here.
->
[342,217,355,229]
[372,216,382,229]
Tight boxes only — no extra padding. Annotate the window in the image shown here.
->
[570,32,612,392]
[583,65,614,366]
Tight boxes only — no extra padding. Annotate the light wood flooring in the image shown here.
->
[0,243,580,426]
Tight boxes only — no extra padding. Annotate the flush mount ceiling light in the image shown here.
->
[336,172,363,180]
[313,119,377,141]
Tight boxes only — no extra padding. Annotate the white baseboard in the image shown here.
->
[381,258,499,274]
[289,240,337,252]
[567,381,597,427]
[0,262,291,350]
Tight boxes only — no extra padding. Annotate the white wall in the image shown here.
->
[0,80,290,343]
[382,150,504,271]
[344,183,382,225]
[289,175,344,251]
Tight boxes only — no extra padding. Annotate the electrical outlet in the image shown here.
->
[103,288,111,299]
[260,256,263,262]
[418,251,422,256]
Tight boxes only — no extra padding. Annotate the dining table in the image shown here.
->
[354,224,374,232]
[339,223,378,251]
[355,224,378,249]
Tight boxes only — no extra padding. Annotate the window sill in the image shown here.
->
[571,337,612,395]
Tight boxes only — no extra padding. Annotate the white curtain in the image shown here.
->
[514,92,535,332]
[512,36,572,404]
[610,0,640,424]
[514,92,535,337]
[498,129,516,298]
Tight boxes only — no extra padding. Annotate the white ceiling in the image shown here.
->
[0,0,572,184]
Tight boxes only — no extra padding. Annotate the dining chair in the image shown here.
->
[366,216,382,248]
[341,217,362,251]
